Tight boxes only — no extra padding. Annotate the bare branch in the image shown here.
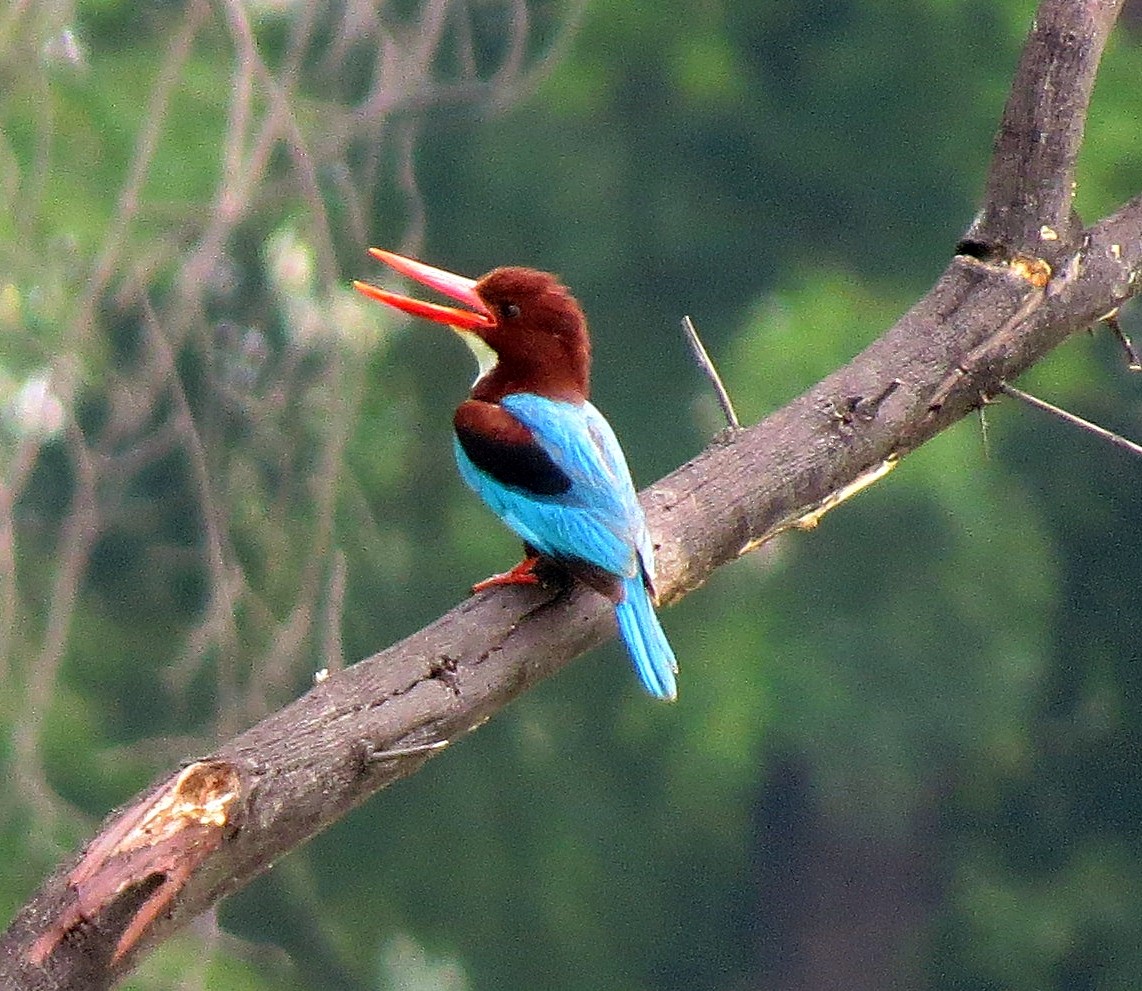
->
[964,0,1123,260]
[71,0,210,345]
[997,381,1142,458]
[680,315,740,430]
[8,421,102,854]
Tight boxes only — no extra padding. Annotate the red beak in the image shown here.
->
[353,248,494,331]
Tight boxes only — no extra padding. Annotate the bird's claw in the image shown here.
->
[471,556,543,594]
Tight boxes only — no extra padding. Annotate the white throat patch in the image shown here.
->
[456,329,499,387]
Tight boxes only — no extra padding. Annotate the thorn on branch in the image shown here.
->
[977,406,992,461]
[997,381,1142,459]
[832,379,903,428]
[680,315,740,431]
[429,653,462,696]
[1102,310,1142,371]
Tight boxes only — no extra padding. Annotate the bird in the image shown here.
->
[354,248,679,700]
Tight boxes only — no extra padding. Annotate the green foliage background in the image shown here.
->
[1,1,1141,988]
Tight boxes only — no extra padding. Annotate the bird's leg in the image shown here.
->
[472,547,573,595]
[471,555,544,593]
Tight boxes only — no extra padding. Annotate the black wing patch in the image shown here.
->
[455,423,572,496]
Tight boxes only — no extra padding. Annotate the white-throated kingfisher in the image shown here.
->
[354,249,679,700]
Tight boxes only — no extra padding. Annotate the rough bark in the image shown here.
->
[2,1,1138,987]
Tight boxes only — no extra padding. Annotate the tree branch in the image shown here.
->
[963,0,1123,260]
[4,1,1140,988]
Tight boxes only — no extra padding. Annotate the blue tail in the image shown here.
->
[614,575,678,701]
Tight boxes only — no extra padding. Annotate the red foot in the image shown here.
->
[471,556,542,594]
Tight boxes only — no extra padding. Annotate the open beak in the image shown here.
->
[353,248,494,331]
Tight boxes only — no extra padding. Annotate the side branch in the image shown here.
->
[965,0,1122,260]
[997,382,1142,458]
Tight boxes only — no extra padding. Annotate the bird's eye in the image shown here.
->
[501,302,521,320]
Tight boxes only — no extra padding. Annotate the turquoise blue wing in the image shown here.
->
[453,392,677,699]
[453,392,654,582]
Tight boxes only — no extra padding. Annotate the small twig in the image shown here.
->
[681,315,740,430]
[1103,311,1142,371]
[997,381,1142,458]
